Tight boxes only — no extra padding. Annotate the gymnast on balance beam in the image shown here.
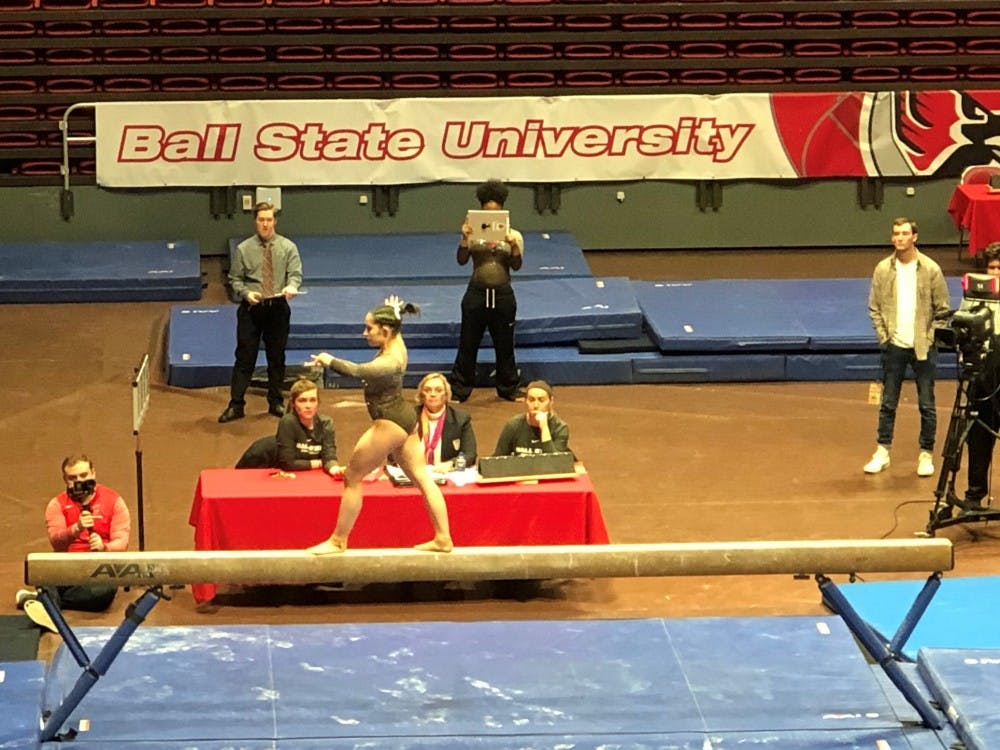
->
[305,295,453,555]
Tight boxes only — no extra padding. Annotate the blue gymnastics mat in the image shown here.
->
[635,277,965,354]
[837,575,1000,661]
[0,660,45,750]
[0,240,201,303]
[919,648,1000,750]
[231,231,592,285]
[24,617,960,748]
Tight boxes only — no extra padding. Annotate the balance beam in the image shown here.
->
[25,539,953,588]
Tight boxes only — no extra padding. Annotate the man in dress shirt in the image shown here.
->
[219,201,303,423]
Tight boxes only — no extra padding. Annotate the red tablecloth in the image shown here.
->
[948,183,1000,257]
[188,468,610,602]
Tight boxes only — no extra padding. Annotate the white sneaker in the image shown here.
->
[917,451,935,477]
[22,598,58,633]
[14,588,35,608]
[864,445,891,474]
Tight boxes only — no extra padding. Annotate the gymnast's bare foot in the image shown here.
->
[414,536,453,553]
[306,537,347,555]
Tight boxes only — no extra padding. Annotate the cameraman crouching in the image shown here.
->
[16,455,131,629]
[965,242,1000,509]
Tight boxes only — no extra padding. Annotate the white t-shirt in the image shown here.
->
[892,259,917,348]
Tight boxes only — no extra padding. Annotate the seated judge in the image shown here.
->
[493,380,571,456]
[415,372,477,471]
[235,378,342,474]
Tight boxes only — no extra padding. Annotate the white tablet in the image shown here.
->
[467,209,510,243]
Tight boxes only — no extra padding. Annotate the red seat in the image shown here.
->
[97,0,149,7]
[505,71,557,87]
[217,75,269,91]
[275,74,327,90]
[388,44,439,60]
[274,18,326,33]
[850,67,902,83]
[388,16,440,31]
[677,41,727,58]
[850,10,900,27]
[103,77,154,92]
[42,20,95,36]
[505,43,555,59]
[0,105,39,120]
[792,41,842,57]
[0,21,35,37]
[733,41,783,58]
[967,66,1000,81]
[620,70,671,86]
[0,133,40,148]
[734,69,785,85]
[331,17,382,31]
[961,165,1000,184]
[907,10,958,26]
[216,46,268,62]
[791,12,843,29]
[447,44,498,60]
[909,66,958,82]
[734,11,784,29]
[45,78,97,93]
[448,72,499,89]
[505,15,555,30]
[14,161,63,176]
[446,16,498,31]
[676,69,728,85]
[157,19,209,34]
[562,43,613,59]
[563,14,613,30]
[563,71,613,87]
[0,79,38,94]
[213,0,266,7]
[332,45,382,61]
[791,68,842,83]
[907,40,958,56]
[0,49,36,64]
[154,0,207,6]
[619,14,671,31]
[159,76,212,92]
[39,0,92,9]
[966,10,1000,26]
[272,0,326,6]
[0,0,34,9]
[275,45,326,61]
[160,47,211,62]
[390,72,442,89]
[966,39,1000,55]
[45,48,95,64]
[849,40,901,56]
[217,19,269,34]
[102,19,153,34]
[620,42,670,59]
[677,12,727,29]
[103,48,154,64]
[331,73,383,89]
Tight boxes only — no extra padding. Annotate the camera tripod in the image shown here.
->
[926,366,1000,534]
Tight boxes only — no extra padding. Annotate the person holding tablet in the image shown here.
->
[449,179,524,403]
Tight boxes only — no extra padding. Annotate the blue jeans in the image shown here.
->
[877,343,937,451]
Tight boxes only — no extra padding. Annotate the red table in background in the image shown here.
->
[948,183,1000,257]
[188,468,610,602]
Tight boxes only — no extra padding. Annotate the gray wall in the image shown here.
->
[5,178,959,256]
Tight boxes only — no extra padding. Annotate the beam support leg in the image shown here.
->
[817,574,944,729]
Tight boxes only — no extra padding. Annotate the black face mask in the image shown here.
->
[67,478,96,503]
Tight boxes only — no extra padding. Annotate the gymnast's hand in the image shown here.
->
[307,352,333,368]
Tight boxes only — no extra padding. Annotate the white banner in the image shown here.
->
[95,95,790,187]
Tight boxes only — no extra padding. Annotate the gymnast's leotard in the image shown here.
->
[324,354,417,433]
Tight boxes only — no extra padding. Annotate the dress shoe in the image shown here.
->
[268,403,285,418]
[218,405,245,423]
[498,388,526,402]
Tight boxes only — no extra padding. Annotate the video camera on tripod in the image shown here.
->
[926,272,1000,534]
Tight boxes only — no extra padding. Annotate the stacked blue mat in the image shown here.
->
[166,232,967,387]
[0,240,201,303]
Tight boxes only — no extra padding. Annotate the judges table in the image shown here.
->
[948,183,1000,257]
[188,468,611,602]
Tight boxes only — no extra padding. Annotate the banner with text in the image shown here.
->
[94,90,1000,187]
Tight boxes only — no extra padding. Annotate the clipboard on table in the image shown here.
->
[467,210,510,243]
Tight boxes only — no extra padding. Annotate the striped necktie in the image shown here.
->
[261,241,274,297]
